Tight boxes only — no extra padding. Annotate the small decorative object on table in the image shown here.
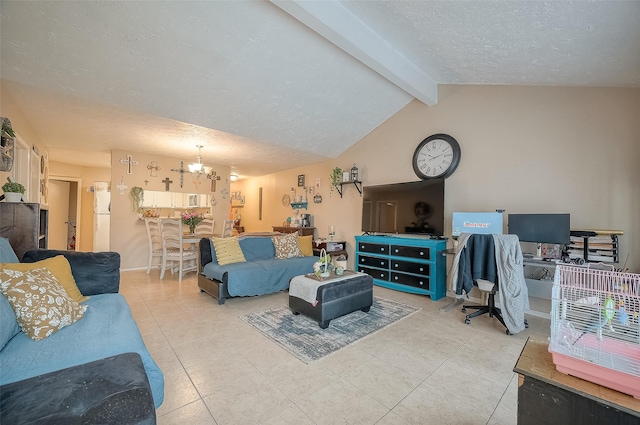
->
[181,212,203,234]
[313,249,333,278]
[333,254,347,270]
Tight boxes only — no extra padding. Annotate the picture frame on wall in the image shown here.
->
[298,174,305,187]
[342,171,350,182]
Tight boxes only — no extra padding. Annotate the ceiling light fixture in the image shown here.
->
[188,145,204,173]
[230,173,238,181]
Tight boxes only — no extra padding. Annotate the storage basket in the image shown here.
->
[549,264,640,398]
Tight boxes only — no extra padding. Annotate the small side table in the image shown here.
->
[514,336,640,424]
[312,240,348,259]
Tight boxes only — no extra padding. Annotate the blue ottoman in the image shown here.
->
[289,272,373,328]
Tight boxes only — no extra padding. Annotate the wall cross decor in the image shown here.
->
[147,161,160,177]
[119,154,139,174]
[192,176,202,189]
[143,179,149,186]
[116,176,128,195]
[170,161,188,188]
[207,170,221,192]
[162,177,173,191]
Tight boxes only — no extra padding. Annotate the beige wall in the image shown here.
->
[109,149,231,270]
[234,85,640,272]
[4,84,639,272]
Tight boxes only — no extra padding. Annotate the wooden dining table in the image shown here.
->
[182,233,219,269]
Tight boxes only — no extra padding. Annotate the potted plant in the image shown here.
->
[2,181,25,202]
[1,117,16,172]
[130,186,144,213]
[2,121,15,139]
[329,166,342,194]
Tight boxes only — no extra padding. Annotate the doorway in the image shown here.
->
[48,177,81,251]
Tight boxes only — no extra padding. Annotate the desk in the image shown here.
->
[182,234,210,269]
[514,336,640,425]
[183,233,210,244]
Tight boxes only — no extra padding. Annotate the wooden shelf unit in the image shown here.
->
[568,229,622,264]
[272,226,315,237]
[0,202,48,260]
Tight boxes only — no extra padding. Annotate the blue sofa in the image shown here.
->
[198,235,317,304]
[0,239,164,413]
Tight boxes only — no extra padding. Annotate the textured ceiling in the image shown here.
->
[1,1,638,177]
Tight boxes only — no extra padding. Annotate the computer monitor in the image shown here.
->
[452,212,503,237]
[508,213,570,258]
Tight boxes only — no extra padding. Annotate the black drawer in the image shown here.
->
[390,245,430,260]
[358,243,388,255]
[358,255,389,269]
[358,266,388,281]
[391,260,429,275]
[391,272,430,290]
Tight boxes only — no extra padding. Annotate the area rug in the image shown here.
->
[241,297,420,363]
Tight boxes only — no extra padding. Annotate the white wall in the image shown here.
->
[234,85,640,272]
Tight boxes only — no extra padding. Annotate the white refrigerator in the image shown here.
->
[93,190,111,252]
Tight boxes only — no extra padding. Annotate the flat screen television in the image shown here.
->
[507,213,571,245]
[361,179,445,236]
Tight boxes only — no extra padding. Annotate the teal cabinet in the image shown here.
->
[355,235,447,300]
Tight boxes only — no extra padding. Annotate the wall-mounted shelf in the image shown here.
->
[336,180,362,198]
[290,202,308,210]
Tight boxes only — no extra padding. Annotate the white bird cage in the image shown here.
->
[549,264,640,398]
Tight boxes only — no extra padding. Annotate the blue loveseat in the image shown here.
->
[198,235,317,304]
[0,238,164,420]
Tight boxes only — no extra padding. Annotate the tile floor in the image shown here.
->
[120,270,551,425]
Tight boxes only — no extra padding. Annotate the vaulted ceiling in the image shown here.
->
[1,1,639,178]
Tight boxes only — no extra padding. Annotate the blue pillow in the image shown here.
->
[0,237,19,263]
[0,294,21,351]
[239,237,276,261]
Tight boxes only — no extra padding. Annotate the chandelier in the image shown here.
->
[188,145,204,173]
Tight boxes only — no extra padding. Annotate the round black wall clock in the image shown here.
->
[412,133,461,179]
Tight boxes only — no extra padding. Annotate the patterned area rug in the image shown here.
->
[242,297,420,363]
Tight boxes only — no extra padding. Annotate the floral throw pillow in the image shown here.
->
[0,267,87,341]
[272,233,303,259]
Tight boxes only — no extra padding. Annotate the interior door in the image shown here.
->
[48,180,70,250]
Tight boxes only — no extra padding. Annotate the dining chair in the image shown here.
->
[144,218,163,274]
[195,218,215,237]
[159,218,198,281]
[222,219,235,237]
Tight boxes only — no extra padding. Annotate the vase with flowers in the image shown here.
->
[181,212,203,235]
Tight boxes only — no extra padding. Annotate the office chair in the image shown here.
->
[456,233,529,335]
